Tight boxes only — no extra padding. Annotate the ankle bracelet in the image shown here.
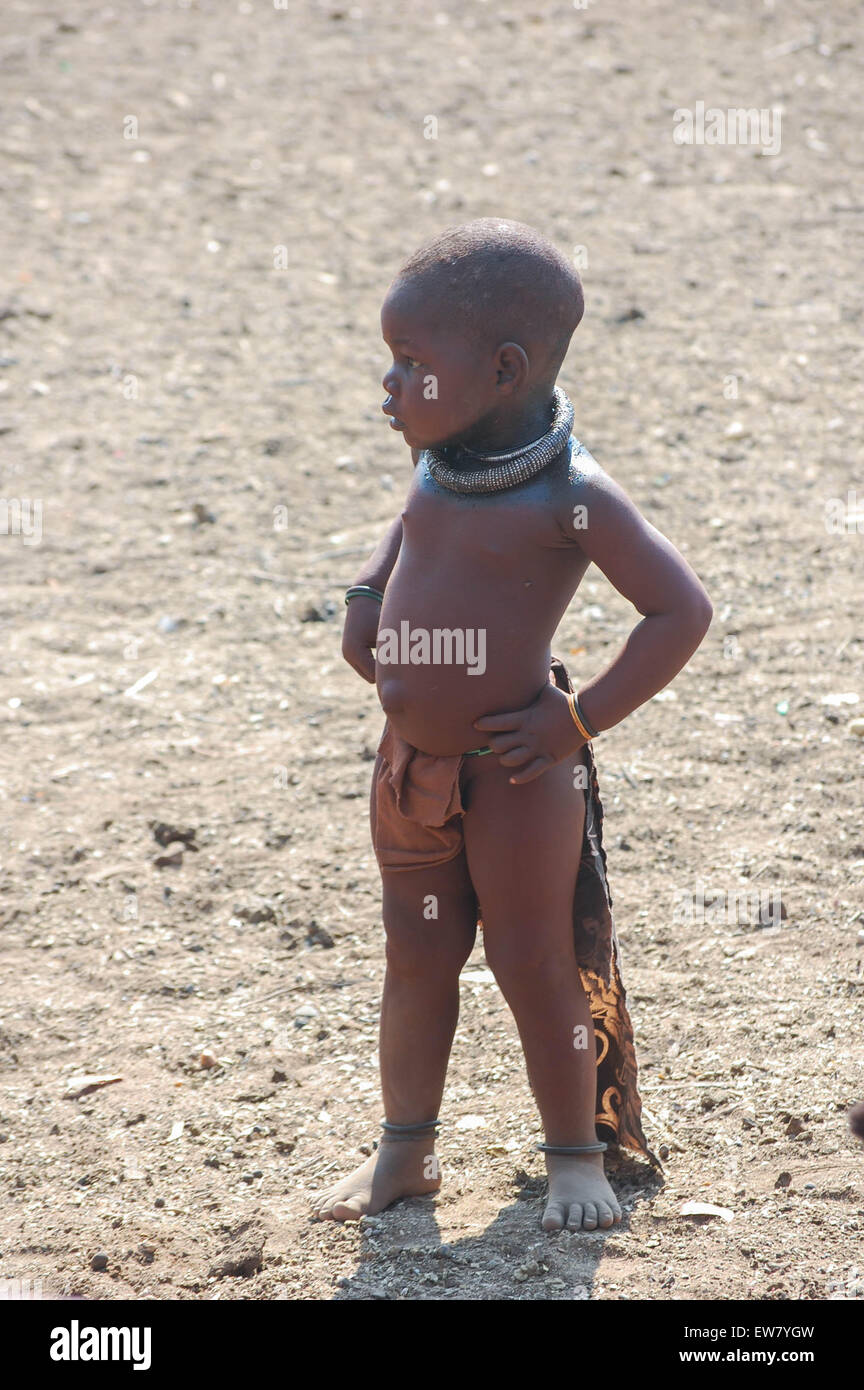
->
[536,1141,608,1155]
[380,1118,440,1139]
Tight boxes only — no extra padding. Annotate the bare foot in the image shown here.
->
[312,1135,441,1222]
[541,1151,622,1232]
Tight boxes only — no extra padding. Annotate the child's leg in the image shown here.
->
[462,750,622,1232]
[313,852,477,1221]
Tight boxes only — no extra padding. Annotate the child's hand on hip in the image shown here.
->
[473,681,587,784]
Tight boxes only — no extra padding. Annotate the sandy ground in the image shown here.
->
[0,0,862,1301]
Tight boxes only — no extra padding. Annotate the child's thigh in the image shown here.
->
[462,754,585,926]
[379,851,479,974]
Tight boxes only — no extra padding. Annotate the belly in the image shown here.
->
[375,585,553,754]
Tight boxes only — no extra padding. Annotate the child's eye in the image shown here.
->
[405,356,422,369]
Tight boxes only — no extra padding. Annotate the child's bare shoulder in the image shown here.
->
[548,440,634,543]
[566,439,604,491]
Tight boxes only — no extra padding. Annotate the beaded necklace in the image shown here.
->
[422,386,574,495]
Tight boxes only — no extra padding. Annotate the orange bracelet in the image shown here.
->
[567,693,593,741]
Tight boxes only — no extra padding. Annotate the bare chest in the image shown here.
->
[400,466,572,571]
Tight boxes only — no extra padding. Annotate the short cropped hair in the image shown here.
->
[395,218,584,378]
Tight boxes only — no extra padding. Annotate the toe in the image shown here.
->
[582,1202,599,1230]
[595,1201,615,1229]
[565,1203,585,1231]
[313,1190,341,1219]
[331,1198,365,1222]
[542,1200,567,1232]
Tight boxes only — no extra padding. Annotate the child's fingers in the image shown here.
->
[473,709,527,732]
[496,743,532,766]
[507,755,553,785]
[485,730,528,755]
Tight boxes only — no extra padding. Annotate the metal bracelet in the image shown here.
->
[345,585,384,605]
[380,1118,440,1134]
[536,1141,608,1155]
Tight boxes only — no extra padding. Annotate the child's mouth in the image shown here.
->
[387,416,406,431]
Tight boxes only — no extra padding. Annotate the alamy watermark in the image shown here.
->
[825,490,864,535]
[50,1321,151,1370]
[673,886,784,927]
[376,622,486,675]
[0,1277,43,1299]
[0,497,42,546]
[673,102,781,156]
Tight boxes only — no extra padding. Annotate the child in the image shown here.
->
[313,219,712,1233]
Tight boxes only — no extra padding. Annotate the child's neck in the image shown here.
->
[455,391,556,457]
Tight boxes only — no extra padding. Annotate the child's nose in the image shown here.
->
[382,365,398,394]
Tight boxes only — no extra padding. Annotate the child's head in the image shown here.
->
[381,218,583,451]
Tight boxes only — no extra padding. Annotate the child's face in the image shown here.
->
[380,277,496,451]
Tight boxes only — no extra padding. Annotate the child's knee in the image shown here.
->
[383,927,471,981]
[484,933,575,996]
[383,883,476,977]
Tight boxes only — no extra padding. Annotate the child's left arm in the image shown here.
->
[473,464,713,783]
[562,463,713,729]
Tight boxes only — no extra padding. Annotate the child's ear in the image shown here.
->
[495,341,529,393]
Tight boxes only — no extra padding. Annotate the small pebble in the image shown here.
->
[90,1252,109,1271]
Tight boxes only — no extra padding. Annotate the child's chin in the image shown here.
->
[407,429,452,452]
[411,432,449,451]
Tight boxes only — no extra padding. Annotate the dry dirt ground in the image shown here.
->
[0,0,862,1302]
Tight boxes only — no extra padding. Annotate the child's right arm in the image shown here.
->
[342,448,421,680]
[341,516,400,683]
[341,449,419,683]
